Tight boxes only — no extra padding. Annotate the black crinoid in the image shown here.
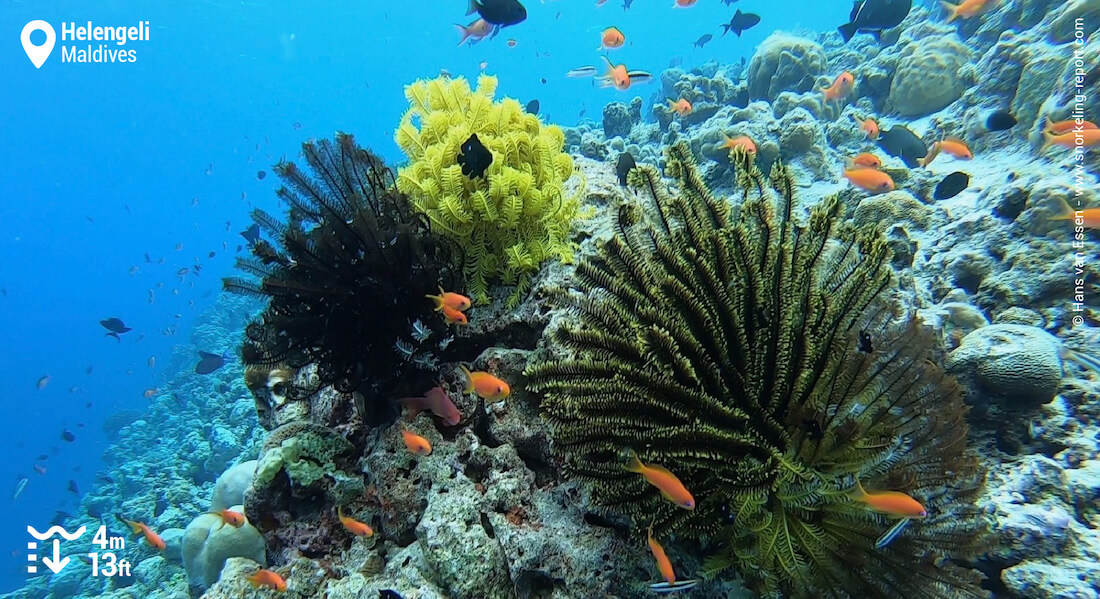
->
[224,133,460,423]
[525,142,989,598]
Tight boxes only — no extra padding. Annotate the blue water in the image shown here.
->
[0,0,853,593]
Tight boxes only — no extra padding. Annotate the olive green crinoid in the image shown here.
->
[525,142,988,599]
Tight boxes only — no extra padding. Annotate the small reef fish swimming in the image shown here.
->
[937,137,973,160]
[100,317,132,341]
[246,568,287,592]
[722,134,757,157]
[1044,116,1098,134]
[240,223,261,246]
[616,152,636,186]
[721,10,761,37]
[599,26,625,50]
[1042,128,1100,151]
[398,386,462,426]
[426,287,472,312]
[940,0,997,23]
[211,509,245,528]
[195,351,227,375]
[666,98,692,116]
[852,115,879,140]
[843,165,895,194]
[12,477,28,501]
[524,98,539,114]
[933,171,970,200]
[692,34,712,48]
[116,515,167,550]
[838,0,912,42]
[402,430,433,456]
[338,506,374,537]
[459,365,511,400]
[877,125,927,168]
[820,71,855,103]
[1050,197,1100,229]
[647,524,676,584]
[848,152,882,169]
[672,0,698,7]
[458,133,493,178]
[442,304,468,326]
[875,517,913,549]
[566,66,598,78]
[849,479,927,519]
[36,375,50,390]
[918,141,942,167]
[596,56,653,91]
[625,452,696,510]
[467,0,527,27]
[456,18,492,45]
[61,429,76,442]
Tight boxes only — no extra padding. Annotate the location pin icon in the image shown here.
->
[21,20,56,69]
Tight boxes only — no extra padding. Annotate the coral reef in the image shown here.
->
[888,34,971,116]
[182,506,267,590]
[602,98,642,138]
[527,142,987,598]
[395,74,585,305]
[747,32,827,101]
[946,324,1065,409]
[223,133,460,421]
[211,460,257,512]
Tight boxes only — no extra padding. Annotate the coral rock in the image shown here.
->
[888,35,970,116]
[746,33,827,101]
[181,505,267,590]
[947,324,1064,407]
[211,460,258,512]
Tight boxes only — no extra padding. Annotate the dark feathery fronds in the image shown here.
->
[525,142,987,599]
[223,133,460,422]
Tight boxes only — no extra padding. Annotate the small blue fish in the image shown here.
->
[874,517,912,549]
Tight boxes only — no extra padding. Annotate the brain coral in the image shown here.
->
[946,324,1064,407]
[746,32,827,101]
[888,35,970,116]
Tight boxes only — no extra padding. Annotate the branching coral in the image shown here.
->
[525,142,988,599]
[223,133,460,421]
[394,74,585,306]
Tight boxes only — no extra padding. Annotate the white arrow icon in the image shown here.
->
[41,540,68,574]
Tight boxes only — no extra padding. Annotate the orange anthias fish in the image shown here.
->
[722,134,757,156]
[338,506,374,537]
[459,365,510,400]
[116,515,166,550]
[625,452,695,510]
[938,137,972,159]
[1042,128,1100,151]
[918,141,942,167]
[246,568,287,592]
[1045,116,1099,134]
[426,287,471,312]
[596,56,652,90]
[820,71,855,102]
[455,18,491,46]
[673,0,698,7]
[398,386,462,426]
[402,430,433,456]
[849,480,927,519]
[848,152,882,169]
[855,116,880,140]
[667,98,692,116]
[599,26,625,50]
[843,166,895,194]
[442,304,468,326]
[213,509,245,528]
[940,0,997,23]
[647,524,676,584]
[1050,197,1100,229]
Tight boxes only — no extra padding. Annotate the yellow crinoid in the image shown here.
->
[395,74,586,306]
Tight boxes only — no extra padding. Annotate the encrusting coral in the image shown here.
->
[395,74,585,306]
[526,142,988,598]
[223,133,460,422]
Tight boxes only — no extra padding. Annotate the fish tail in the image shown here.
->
[114,514,137,535]
[459,365,474,393]
[939,1,959,23]
[624,451,644,473]
[837,22,858,43]
[1041,128,1059,152]
[466,0,479,16]
[849,478,867,502]
[1050,196,1076,221]
[1043,115,1055,133]
[454,24,471,46]
[425,293,444,310]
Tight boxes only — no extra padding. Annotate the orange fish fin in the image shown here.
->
[939,0,959,22]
